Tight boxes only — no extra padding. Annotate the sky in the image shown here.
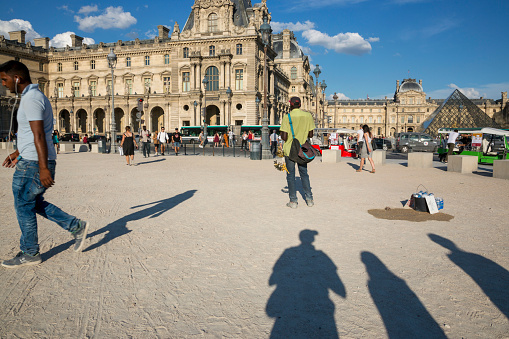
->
[1,0,508,101]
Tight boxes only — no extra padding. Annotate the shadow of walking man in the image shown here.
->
[361,251,447,338]
[429,233,509,320]
[266,230,346,339]
[83,190,198,252]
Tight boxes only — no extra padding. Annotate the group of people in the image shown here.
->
[120,126,182,166]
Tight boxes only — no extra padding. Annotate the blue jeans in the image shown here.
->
[12,159,79,255]
[285,156,313,203]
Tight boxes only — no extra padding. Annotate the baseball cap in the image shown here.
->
[289,96,301,106]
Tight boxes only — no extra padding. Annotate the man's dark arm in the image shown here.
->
[308,130,313,138]
[30,120,54,188]
[280,131,288,142]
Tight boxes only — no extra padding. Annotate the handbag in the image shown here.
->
[288,113,316,164]
[118,146,124,156]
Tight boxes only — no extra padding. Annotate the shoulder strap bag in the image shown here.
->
[288,113,316,165]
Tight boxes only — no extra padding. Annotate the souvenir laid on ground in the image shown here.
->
[404,185,444,214]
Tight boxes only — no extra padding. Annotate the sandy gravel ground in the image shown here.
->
[0,149,508,338]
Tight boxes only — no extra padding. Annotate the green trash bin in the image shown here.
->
[250,140,261,160]
[98,140,106,154]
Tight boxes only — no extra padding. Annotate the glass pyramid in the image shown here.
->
[422,89,501,137]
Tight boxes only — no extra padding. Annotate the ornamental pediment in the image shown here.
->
[195,0,234,9]
[122,72,135,79]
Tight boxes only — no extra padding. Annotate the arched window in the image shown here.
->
[205,66,219,91]
[164,54,170,64]
[90,60,95,70]
[291,67,297,80]
[209,45,215,56]
[126,57,131,67]
[145,56,150,66]
[74,61,79,71]
[183,47,189,58]
[208,13,218,33]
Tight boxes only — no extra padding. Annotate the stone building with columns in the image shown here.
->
[323,78,508,137]
[0,0,317,138]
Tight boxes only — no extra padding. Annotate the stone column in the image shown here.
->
[220,62,225,89]
[197,64,202,88]
[227,62,231,88]
[191,63,195,90]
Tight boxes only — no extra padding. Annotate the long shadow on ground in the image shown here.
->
[429,233,509,320]
[266,230,346,338]
[361,251,447,338]
[83,190,197,252]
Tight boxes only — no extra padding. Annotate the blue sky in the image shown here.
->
[1,0,508,100]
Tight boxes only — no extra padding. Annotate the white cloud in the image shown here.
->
[367,37,380,42]
[145,29,157,39]
[427,82,509,100]
[302,29,372,56]
[328,93,350,100]
[74,6,137,32]
[0,19,41,42]
[78,5,99,15]
[57,5,74,14]
[50,31,95,48]
[289,0,367,10]
[271,20,315,33]
[299,45,313,55]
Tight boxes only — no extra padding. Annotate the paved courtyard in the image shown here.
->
[0,149,508,338]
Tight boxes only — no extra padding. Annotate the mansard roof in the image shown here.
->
[183,0,253,32]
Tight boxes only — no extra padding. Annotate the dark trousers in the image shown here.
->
[271,141,278,156]
[143,142,150,157]
[446,143,454,161]
[242,139,248,150]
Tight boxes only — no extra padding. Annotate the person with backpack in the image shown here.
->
[279,97,316,209]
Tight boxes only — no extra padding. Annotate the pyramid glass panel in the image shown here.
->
[422,89,500,137]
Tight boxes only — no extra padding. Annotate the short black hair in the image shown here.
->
[0,60,32,83]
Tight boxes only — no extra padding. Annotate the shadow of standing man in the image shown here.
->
[266,230,346,338]
[429,233,509,320]
[361,251,447,339]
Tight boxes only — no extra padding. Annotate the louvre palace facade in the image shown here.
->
[1,0,507,139]
[0,0,313,138]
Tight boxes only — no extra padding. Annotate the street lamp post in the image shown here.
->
[226,86,232,126]
[202,77,209,142]
[313,65,321,126]
[333,92,338,129]
[256,96,261,122]
[107,48,117,153]
[321,80,327,128]
[193,100,198,126]
[260,15,272,159]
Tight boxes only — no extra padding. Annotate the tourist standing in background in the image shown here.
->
[141,126,151,157]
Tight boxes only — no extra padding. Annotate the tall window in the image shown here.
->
[164,54,170,64]
[144,78,151,89]
[90,60,95,70]
[209,45,215,56]
[235,69,243,90]
[182,72,190,92]
[183,47,189,58]
[377,116,382,123]
[417,116,420,123]
[205,66,219,91]
[39,82,45,94]
[360,117,364,123]
[57,63,62,72]
[126,57,131,67]
[291,67,297,80]
[236,44,242,55]
[73,82,80,97]
[39,62,44,72]
[208,13,218,33]
[291,86,296,92]
[57,83,64,98]
[391,116,395,123]
[145,56,150,66]
[369,117,373,123]
[343,116,347,123]
[74,61,79,71]
[163,77,171,93]
[126,79,133,94]
[90,81,97,96]
[408,115,413,123]
[401,116,405,123]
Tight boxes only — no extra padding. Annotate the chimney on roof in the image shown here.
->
[396,80,400,92]
[70,34,84,47]
[158,25,170,39]
[34,37,50,49]
[9,30,26,43]
[419,79,422,86]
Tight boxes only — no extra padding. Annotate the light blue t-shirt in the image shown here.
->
[17,84,57,161]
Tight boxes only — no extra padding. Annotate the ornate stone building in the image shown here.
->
[324,79,508,137]
[0,0,316,138]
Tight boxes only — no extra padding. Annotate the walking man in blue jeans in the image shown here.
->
[1,60,89,268]
[279,97,316,208]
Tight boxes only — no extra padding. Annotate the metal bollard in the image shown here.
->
[233,144,235,157]
[184,143,187,156]
[223,145,225,157]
